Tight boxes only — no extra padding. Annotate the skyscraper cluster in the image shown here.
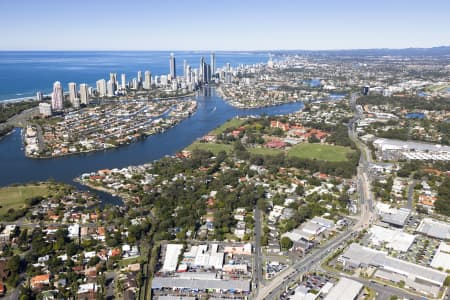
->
[41,52,233,116]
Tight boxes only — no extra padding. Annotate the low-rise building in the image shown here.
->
[323,278,363,300]
[339,243,447,297]
[417,218,450,240]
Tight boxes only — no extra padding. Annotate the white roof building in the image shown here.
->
[340,243,447,288]
[193,244,224,270]
[417,218,450,240]
[68,224,80,238]
[430,242,450,271]
[369,225,415,252]
[162,244,184,272]
[323,278,363,300]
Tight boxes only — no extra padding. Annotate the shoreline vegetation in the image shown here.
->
[0,100,39,138]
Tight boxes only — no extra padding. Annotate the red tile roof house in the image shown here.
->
[31,274,50,290]
[266,140,287,149]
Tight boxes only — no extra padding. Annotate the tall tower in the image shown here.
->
[96,79,107,97]
[144,71,152,90]
[121,73,126,90]
[199,57,205,83]
[68,82,77,105]
[109,73,117,91]
[202,63,209,83]
[206,64,211,83]
[210,52,216,75]
[137,71,142,88]
[170,53,176,79]
[51,81,64,111]
[107,80,115,97]
[185,65,191,84]
[79,83,89,105]
[36,91,43,102]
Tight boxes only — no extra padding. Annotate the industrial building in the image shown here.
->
[368,225,415,252]
[376,203,410,227]
[339,243,447,297]
[323,278,363,300]
[152,276,250,294]
[430,242,450,271]
[417,218,450,240]
[373,138,450,161]
[162,244,184,272]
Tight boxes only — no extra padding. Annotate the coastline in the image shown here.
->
[0,126,15,140]
[0,96,39,104]
[0,89,196,105]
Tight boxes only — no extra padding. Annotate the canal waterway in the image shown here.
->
[0,88,303,204]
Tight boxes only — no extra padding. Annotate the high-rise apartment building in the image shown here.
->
[79,83,89,105]
[51,81,64,111]
[170,53,176,79]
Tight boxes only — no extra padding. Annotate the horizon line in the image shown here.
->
[0,45,449,52]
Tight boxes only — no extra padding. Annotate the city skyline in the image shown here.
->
[0,0,449,51]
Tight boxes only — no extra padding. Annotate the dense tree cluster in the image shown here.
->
[0,101,38,123]
[249,150,360,179]
[357,95,450,111]
[435,177,450,216]
[0,124,13,137]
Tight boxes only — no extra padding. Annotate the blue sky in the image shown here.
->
[1,0,449,50]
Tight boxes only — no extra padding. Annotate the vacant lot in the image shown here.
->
[288,143,354,162]
[0,184,52,216]
[186,142,233,155]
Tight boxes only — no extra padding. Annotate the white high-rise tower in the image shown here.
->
[51,81,64,111]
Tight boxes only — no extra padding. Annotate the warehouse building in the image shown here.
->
[339,243,446,297]
[417,218,450,240]
[368,225,415,252]
[430,242,450,271]
[373,138,450,161]
[323,278,363,300]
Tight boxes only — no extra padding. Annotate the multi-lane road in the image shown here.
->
[256,93,380,299]
[254,208,264,292]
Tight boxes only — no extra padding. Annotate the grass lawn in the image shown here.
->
[210,118,246,135]
[119,245,149,267]
[119,254,146,267]
[287,143,354,162]
[0,184,52,216]
[248,147,283,156]
[186,142,233,155]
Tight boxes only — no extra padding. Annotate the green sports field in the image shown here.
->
[287,143,354,162]
[0,184,52,216]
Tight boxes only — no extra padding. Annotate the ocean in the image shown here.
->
[0,51,271,101]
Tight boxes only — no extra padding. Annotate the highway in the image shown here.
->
[256,93,378,300]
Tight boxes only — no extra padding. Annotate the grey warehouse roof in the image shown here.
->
[152,277,251,292]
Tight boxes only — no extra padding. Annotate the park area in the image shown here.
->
[287,143,354,162]
[0,184,52,217]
